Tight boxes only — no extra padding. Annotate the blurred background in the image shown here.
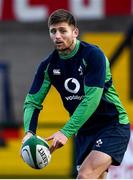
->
[0,0,133,178]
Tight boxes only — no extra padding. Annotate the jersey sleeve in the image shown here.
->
[60,47,106,138]
[23,59,51,134]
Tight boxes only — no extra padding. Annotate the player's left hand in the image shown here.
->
[45,131,68,153]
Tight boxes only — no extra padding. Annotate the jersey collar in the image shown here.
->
[59,39,80,59]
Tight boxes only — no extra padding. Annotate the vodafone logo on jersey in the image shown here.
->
[0,0,133,21]
[64,78,83,101]
[64,78,80,94]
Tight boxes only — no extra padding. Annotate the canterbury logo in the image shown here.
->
[64,78,80,94]
[53,69,61,75]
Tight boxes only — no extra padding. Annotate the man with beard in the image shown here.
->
[22,9,130,179]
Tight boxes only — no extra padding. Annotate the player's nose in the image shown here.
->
[55,31,61,39]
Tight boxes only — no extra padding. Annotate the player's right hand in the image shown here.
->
[22,132,33,145]
[20,132,33,158]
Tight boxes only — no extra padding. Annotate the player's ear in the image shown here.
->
[73,27,79,38]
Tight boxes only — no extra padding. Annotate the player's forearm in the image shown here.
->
[23,92,44,134]
[23,78,51,133]
[23,99,42,133]
[60,86,103,138]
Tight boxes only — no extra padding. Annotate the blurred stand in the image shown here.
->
[0,63,19,146]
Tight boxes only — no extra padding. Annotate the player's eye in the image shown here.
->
[50,29,56,34]
[60,29,67,33]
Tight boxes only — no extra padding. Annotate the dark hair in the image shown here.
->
[48,9,77,27]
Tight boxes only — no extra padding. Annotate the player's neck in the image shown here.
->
[59,39,77,56]
[59,39,80,59]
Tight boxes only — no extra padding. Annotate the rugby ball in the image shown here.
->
[21,135,51,169]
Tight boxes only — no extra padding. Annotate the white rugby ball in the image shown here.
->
[21,135,51,169]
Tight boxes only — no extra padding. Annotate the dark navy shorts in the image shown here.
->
[74,122,130,168]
